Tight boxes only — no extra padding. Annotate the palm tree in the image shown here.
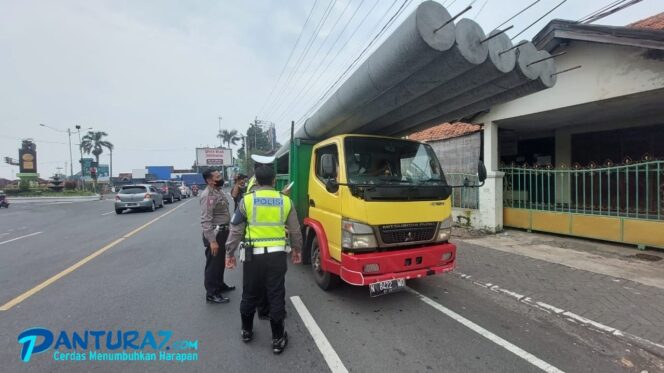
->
[80,131,114,178]
[217,129,240,149]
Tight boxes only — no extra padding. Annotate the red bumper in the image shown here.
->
[336,243,456,286]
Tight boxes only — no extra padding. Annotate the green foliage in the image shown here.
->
[246,123,272,154]
[80,131,113,179]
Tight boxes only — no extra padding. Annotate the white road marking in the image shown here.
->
[407,287,565,373]
[0,232,43,246]
[454,272,664,352]
[101,211,115,216]
[290,296,349,373]
[40,202,73,206]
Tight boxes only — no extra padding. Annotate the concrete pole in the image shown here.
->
[478,121,504,232]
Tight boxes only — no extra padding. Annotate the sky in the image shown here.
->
[1,0,662,180]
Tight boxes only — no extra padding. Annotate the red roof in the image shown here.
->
[629,12,664,30]
[408,122,481,142]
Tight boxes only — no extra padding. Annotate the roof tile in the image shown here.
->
[629,12,664,30]
[408,122,481,142]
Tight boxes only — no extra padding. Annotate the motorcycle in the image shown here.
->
[0,191,9,208]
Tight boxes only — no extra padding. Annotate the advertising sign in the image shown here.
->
[196,148,232,167]
[19,140,37,173]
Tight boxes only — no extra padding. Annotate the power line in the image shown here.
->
[293,0,411,128]
[577,0,625,23]
[494,0,541,30]
[263,0,338,120]
[511,0,567,40]
[473,0,489,20]
[270,0,355,123]
[274,0,367,125]
[277,0,383,141]
[257,0,320,119]
[579,0,642,24]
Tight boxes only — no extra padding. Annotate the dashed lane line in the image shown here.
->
[0,232,43,246]
[454,272,664,354]
[407,287,565,373]
[290,296,349,373]
[0,199,193,311]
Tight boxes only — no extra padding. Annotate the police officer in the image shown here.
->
[200,169,235,304]
[225,165,302,354]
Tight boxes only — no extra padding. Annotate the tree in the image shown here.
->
[217,129,240,149]
[80,131,113,178]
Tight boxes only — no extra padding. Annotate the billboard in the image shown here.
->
[19,140,37,174]
[196,148,232,167]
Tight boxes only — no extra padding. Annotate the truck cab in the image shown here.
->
[279,134,457,295]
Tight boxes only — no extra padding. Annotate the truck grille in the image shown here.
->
[379,222,437,244]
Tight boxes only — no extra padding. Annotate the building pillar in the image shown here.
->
[555,129,572,206]
[479,121,504,232]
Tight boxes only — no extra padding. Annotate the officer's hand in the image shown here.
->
[225,256,236,269]
[291,251,302,264]
[210,241,219,256]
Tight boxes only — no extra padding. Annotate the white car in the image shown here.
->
[178,185,192,198]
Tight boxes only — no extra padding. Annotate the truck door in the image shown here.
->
[309,143,343,262]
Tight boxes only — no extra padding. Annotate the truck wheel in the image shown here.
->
[311,237,339,290]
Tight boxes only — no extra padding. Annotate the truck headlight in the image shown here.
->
[342,219,377,251]
[436,216,452,242]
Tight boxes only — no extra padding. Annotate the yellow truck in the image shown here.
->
[275,133,485,296]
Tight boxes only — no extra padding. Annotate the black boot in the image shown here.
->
[270,319,287,354]
[241,313,254,343]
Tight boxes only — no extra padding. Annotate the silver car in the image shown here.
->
[115,184,164,214]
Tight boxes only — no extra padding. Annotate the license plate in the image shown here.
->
[127,203,137,207]
[369,278,406,297]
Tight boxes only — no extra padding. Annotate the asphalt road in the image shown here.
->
[0,196,660,372]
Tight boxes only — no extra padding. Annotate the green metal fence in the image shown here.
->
[501,159,664,221]
[446,173,479,210]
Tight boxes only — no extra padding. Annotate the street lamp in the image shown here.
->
[39,123,74,177]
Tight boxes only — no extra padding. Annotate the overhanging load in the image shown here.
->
[277,0,558,157]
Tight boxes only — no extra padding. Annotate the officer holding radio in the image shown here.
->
[225,165,302,354]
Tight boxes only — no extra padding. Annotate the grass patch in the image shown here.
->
[4,190,97,197]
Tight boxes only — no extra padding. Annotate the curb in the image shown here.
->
[9,195,102,204]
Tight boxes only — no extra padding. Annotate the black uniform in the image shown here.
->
[225,186,303,342]
[200,186,231,297]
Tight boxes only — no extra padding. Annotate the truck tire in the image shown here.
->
[311,237,340,290]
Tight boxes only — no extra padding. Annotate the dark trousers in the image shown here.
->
[240,251,287,337]
[203,230,229,296]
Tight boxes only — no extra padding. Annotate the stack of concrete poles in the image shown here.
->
[279,0,558,155]
[295,0,456,139]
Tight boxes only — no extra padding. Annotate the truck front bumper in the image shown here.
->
[338,242,456,286]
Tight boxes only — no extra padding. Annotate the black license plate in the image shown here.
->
[369,278,406,297]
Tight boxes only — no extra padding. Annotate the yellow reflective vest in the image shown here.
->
[244,189,292,247]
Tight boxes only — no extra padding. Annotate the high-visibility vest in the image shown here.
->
[244,189,292,247]
[246,176,256,194]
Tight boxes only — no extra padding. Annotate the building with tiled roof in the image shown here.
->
[408,122,481,142]
[629,12,664,30]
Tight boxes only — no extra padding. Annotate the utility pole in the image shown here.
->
[218,116,223,147]
[66,128,73,177]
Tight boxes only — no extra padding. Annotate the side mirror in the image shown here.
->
[325,178,339,193]
[478,160,487,183]
[320,154,336,179]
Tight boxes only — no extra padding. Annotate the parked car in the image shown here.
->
[147,180,182,203]
[115,184,164,214]
[178,184,192,199]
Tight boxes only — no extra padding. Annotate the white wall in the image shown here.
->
[477,41,664,123]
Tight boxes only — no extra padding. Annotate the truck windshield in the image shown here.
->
[344,137,446,186]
